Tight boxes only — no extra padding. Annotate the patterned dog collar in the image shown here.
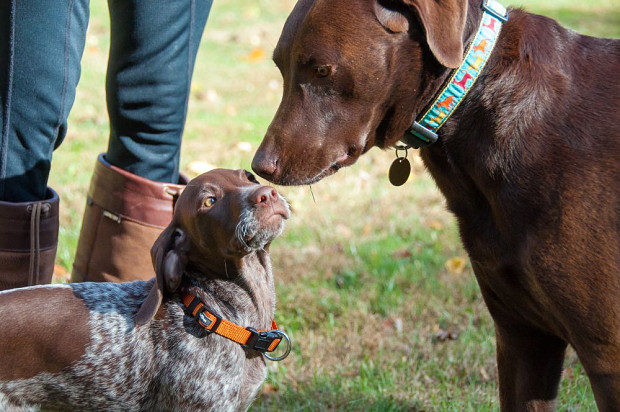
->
[402,0,508,148]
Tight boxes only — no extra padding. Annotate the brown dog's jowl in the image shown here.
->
[252,0,620,410]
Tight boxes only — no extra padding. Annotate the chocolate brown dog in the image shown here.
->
[252,0,620,409]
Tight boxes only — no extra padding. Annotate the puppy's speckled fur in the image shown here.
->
[0,169,290,411]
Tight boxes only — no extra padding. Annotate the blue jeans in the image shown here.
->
[0,0,212,202]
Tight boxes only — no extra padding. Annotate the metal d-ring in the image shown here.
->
[395,145,409,159]
[264,330,292,361]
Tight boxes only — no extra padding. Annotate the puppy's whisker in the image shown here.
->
[235,219,251,250]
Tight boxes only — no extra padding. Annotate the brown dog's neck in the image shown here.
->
[418,9,528,233]
[418,6,614,246]
[382,0,486,150]
[185,250,275,329]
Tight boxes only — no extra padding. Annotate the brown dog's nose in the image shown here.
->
[252,186,278,205]
[251,151,278,181]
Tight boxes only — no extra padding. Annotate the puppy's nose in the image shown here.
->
[252,186,279,205]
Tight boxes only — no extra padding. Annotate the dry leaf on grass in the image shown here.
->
[479,366,490,381]
[383,316,404,335]
[53,264,70,283]
[244,46,266,62]
[261,384,279,395]
[427,220,444,230]
[445,256,467,275]
[393,249,413,260]
[362,223,372,236]
[433,327,460,342]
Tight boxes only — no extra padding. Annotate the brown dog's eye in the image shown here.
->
[204,197,217,207]
[315,65,331,77]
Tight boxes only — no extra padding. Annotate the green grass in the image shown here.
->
[46,0,617,409]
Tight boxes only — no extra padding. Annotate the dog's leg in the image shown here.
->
[573,343,620,411]
[495,324,567,412]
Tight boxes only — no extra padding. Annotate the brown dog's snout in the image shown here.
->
[251,147,278,181]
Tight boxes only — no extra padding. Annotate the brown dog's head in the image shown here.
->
[252,0,468,185]
[135,169,290,325]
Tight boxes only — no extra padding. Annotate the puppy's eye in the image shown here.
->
[204,197,217,207]
[315,65,331,78]
[245,171,259,184]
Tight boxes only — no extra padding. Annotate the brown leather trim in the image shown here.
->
[88,154,185,227]
[72,207,159,282]
[0,188,59,251]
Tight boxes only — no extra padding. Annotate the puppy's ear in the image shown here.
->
[375,0,467,69]
[135,225,190,326]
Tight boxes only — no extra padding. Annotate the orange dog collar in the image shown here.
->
[181,290,291,361]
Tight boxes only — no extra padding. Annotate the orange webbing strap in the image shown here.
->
[181,291,282,353]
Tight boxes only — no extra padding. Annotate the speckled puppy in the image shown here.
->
[0,168,290,411]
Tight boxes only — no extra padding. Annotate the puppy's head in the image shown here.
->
[135,169,290,325]
[252,0,468,185]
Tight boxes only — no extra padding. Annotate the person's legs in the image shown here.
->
[72,0,212,282]
[0,0,88,289]
[105,0,213,183]
[0,0,89,202]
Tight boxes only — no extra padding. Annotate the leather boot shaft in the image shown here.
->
[72,154,185,282]
[0,189,59,290]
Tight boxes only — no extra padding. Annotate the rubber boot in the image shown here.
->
[71,154,186,283]
[0,189,60,290]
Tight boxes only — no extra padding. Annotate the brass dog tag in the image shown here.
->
[389,157,411,186]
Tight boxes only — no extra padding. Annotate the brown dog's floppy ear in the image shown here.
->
[409,0,467,68]
[135,225,190,326]
[375,0,467,68]
[374,1,410,33]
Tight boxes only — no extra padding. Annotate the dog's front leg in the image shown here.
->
[573,341,620,411]
[495,323,567,411]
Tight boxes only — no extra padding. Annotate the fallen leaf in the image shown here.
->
[563,367,574,382]
[427,220,444,230]
[362,223,372,236]
[244,46,266,62]
[480,367,489,381]
[433,327,459,342]
[393,249,413,260]
[445,256,467,275]
[393,317,403,334]
[53,264,70,283]
[261,384,279,395]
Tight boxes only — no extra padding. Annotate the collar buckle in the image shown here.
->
[403,121,439,149]
[482,0,508,23]
[244,327,292,361]
[244,327,280,352]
